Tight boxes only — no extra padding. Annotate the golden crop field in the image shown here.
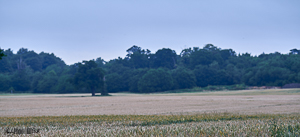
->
[1,89,300,136]
[0,113,299,136]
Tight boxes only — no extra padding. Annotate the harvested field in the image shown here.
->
[1,89,300,116]
[1,89,300,136]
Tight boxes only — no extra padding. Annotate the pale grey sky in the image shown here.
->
[0,0,299,64]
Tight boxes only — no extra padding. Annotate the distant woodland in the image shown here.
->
[0,44,299,94]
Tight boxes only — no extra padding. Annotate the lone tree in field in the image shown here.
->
[72,60,107,96]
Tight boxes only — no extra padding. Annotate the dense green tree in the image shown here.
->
[22,51,42,71]
[67,63,80,75]
[25,57,42,71]
[172,67,196,89]
[0,57,12,73]
[285,54,300,73]
[151,48,177,69]
[44,64,65,76]
[126,45,151,69]
[220,49,236,60]
[10,70,31,91]
[1,46,300,93]
[95,57,106,67]
[0,74,11,91]
[186,45,223,69]
[179,47,193,66]
[290,48,300,55]
[193,65,213,87]
[35,70,58,93]
[138,68,173,93]
[193,62,234,87]
[128,68,148,92]
[0,48,6,60]
[243,65,291,86]
[228,52,257,69]
[31,71,43,92]
[52,74,76,93]
[72,60,106,96]
[104,62,132,91]
[40,52,66,69]
[105,73,123,92]
[297,72,300,83]
[224,63,243,84]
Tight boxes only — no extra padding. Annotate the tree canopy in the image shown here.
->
[138,68,173,93]
[72,60,106,96]
[0,48,5,60]
[0,46,299,93]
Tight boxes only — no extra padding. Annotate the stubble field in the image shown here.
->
[1,89,300,136]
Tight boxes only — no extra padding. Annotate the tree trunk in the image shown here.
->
[92,88,95,96]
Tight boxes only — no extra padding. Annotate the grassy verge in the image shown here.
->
[1,113,299,136]
[158,88,300,96]
[158,84,248,94]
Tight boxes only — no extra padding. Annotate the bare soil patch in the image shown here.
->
[1,89,299,116]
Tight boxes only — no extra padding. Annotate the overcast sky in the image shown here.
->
[0,0,299,65]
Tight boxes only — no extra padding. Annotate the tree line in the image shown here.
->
[0,45,299,95]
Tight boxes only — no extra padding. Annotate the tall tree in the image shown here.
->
[0,48,5,60]
[151,48,177,69]
[0,57,12,73]
[172,67,196,89]
[290,48,300,55]
[126,45,151,69]
[72,60,106,96]
[128,68,148,92]
[138,68,173,93]
[10,70,31,91]
[95,57,106,67]
[35,70,58,93]
[105,73,123,92]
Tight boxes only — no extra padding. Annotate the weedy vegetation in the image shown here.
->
[1,113,299,136]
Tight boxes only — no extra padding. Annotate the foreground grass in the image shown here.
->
[1,113,299,136]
